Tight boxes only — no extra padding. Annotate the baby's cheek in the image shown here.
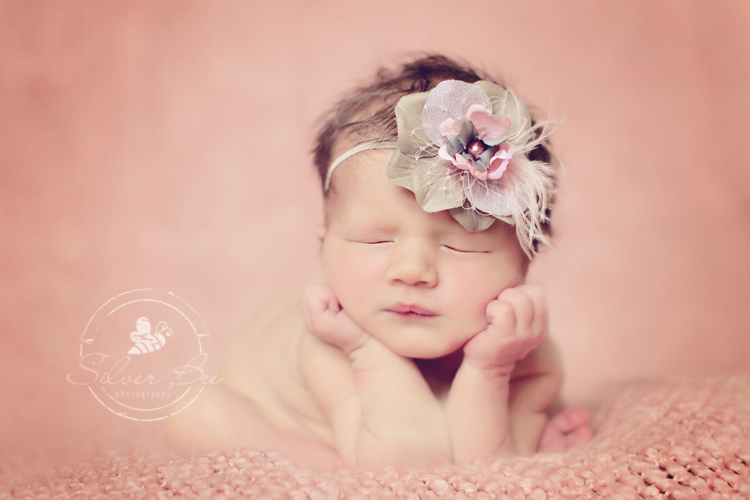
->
[450,269,517,331]
[464,303,491,335]
[337,280,371,315]
[448,282,493,332]
[327,255,376,319]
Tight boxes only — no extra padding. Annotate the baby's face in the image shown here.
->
[320,151,527,359]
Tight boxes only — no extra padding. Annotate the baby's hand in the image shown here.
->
[303,285,370,355]
[463,285,548,376]
[303,285,452,469]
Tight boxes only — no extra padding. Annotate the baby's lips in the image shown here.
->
[387,303,437,316]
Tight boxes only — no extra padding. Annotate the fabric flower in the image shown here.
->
[386,79,555,256]
[437,104,515,180]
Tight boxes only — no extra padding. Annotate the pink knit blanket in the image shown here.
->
[3,375,749,499]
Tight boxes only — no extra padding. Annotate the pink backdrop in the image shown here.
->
[2,0,749,471]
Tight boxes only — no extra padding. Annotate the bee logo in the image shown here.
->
[128,317,172,355]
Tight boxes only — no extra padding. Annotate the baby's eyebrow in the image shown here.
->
[341,217,394,234]
[438,231,495,247]
[438,227,482,239]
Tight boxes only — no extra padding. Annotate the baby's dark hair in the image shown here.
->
[312,54,554,247]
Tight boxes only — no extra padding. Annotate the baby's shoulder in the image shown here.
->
[220,286,307,392]
[216,287,339,445]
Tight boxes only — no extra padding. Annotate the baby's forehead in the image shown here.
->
[325,149,392,204]
[326,156,512,239]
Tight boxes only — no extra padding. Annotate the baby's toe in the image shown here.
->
[537,425,568,453]
[551,407,590,434]
[537,408,594,453]
[568,425,594,447]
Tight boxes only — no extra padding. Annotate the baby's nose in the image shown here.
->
[386,240,438,287]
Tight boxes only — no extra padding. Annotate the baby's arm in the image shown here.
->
[301,285,451,470]
[508,340,593,454]
[444,285,549,462]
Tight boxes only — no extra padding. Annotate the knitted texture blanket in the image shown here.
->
[2,375,749,499]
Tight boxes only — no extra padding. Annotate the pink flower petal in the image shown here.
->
[465,104,491,119]
[439,118,463,138]
[451,152,492,180]
[466,104,511,143]
[454,153,473,171]
[487,158,509,179]
[501,142,516,157]
[442,149,494,182]
[471,167,489,181]
[487,143,516,180]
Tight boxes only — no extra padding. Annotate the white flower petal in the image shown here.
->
[462,175,513,217]
[422,81,492,146]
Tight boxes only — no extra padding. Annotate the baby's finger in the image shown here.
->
[307,286,340,311]
[485,299,516,337]
[497,287,535,333]
[514,284,548,338]
[302,286,368,352]
[303,286,338,330]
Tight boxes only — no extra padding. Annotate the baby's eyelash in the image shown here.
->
[444,245,471,253]
[353,240,486,253]
[443,245,488,254]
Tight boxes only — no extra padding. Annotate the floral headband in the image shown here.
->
[325,80,556,256]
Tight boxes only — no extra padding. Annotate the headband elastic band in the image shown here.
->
[324,141,398,191]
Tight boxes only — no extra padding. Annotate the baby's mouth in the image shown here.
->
[387,303,437,317]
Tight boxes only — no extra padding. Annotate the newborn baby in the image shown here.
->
[167,55,592,470]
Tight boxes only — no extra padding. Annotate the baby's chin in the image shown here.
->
[367,322,475,360]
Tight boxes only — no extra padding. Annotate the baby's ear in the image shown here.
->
[315,224,326,242]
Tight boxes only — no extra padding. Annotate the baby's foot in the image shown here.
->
[303,285,369,354]
[537,408,594,452]
[463,285,548,375]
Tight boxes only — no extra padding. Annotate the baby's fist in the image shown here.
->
[463,285,548,374]
[303,285,367,354]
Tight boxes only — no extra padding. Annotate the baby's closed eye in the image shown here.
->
[349,239,487,253]
[441,240,491,254]
[344,230,393,245]
[443,245,482,254]
[355,239,393,245]
[444,246,490,255]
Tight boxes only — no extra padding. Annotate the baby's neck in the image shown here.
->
[414,349,464,400]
